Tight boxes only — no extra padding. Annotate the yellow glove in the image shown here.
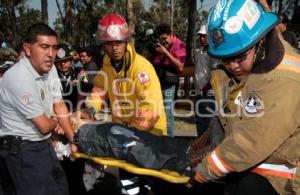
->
[85,96,102,113]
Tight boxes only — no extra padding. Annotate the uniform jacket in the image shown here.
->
[94,43,167,136]
[57,67,79,111]
[196,29,300,194]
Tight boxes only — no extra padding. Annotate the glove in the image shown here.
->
[85,96,102,118]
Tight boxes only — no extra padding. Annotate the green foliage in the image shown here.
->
[0,0,41,47]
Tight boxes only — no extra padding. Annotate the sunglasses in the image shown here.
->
[221,47,254,65]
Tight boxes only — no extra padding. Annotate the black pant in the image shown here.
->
[224,172,278,195]
[0,156,15,195]
[2,139,69,195]
[60,158,86,195]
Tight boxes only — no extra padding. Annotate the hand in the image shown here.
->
[155,43,168,55]
[131,110,159,130]
[70,111,90,132]
[257,0,270,11]
[51,116,64,135]
[258,0,268,4]
[70,143,79,159]
[70,143,78,154]
[54,125,65,135]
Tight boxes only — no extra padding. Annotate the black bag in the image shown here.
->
[155,56,179,84]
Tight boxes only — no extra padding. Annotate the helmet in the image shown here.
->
[197,25,207,35]
[207,0,279,58]
[97,13,131,43]
[55,41,76,62]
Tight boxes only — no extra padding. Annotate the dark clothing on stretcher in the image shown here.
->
[75,122,191,173]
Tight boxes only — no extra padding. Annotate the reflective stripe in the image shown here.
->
[252,163,297,179]
[126,187,140,195]
[210,150,230,174]
[281,58,300,68]
[277,54,300,74]
[284,54,300,64]
[194,171,208,183]
[121,179,134,186]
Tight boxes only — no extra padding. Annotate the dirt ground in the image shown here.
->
[174,106,197,137]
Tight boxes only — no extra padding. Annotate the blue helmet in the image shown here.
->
[207,0,279,58]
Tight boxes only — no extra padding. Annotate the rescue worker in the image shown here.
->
[90,13,167,135]
[54,41,87,195]
[192,0,300,194]
[0,23,75,195]
[89,13,167,195]
[55,41,80,111]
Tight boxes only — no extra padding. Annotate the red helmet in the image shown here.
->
[97,13,131,43]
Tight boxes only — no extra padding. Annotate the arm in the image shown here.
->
[195,76,300,183]
[53,100,74,142]
[129,64,164,132]
[258,0,271,12]
[131,110,160,131]
[155,43,184,72]
[31,114,58,134]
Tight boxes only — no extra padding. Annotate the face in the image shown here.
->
[103,41,127,62]
[55,59,73,73]
[277,15,287,33]
[79,52,92,65]
[221,47,256,81]
[159,33,173,48]
[24,35,58,74]
[199,34,208,46]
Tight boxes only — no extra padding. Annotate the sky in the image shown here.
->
[27,0,217,28]
[27,0,63,28]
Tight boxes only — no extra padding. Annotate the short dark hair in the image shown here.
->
[24,23,57,44]
[79,47,94,58]
[156,23,172,35]
[279,13,289,24]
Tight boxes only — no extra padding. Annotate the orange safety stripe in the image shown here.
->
[214,147,234,172]
[207,154,224,176]
[194,171,208,183]
[251,163,296,180]
[207,147,234,176]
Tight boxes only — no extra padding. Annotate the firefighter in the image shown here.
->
[192,0,300,194]
[88,13,167,195]
[89,13,167,136]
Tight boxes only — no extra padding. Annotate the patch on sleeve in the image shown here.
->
[22,93,33,105]
[244,92,261,114]
[137,71,150,84]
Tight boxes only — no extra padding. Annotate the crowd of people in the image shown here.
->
[0,0,300,194]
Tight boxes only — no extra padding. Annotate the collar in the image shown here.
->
[23,57,47,80]
[252,29,284,73]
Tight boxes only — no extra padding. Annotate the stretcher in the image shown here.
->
[74,152,190,184]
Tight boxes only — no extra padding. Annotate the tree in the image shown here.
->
[0,0,42,47]
[0,0,22,46]
[185,0,197,66]
[41,0,48,24]
[126,0,135,37]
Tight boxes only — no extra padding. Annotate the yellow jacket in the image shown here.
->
[196,37,300,194]
[94,43,167,136]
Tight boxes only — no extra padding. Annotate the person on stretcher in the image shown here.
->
[71,116,224,176]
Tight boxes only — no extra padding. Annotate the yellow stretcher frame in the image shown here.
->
[74,152,190,184]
